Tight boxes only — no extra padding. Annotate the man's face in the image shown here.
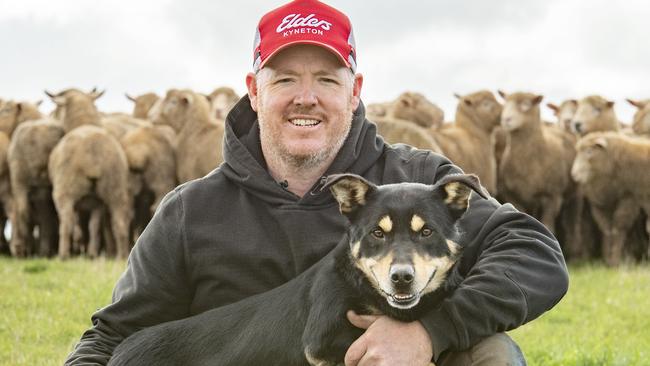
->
[247,45,363,169]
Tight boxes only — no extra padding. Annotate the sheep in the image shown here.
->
[101,114,152,140]
[626,98,650,137]
[8,118,65,257]
[49,125,131,259]
[371,117,442,153]
[120,125,177,241]
[45,88,104,133]
[150,89,224,183]
[572,132,650,265]
[430,90,503,195]
[0,100,43,137]
[547,100,578,133]
[570,95,620,136]
[0,132,11,255]
[497,91,576,235]
[126,92,160,119]
[207,87,239,121]
[367,92,444,129]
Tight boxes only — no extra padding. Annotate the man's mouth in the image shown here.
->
[289,118,321,127]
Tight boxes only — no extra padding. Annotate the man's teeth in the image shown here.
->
[290,118,320,126]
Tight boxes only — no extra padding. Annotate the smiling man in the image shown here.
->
[66,1,568,365]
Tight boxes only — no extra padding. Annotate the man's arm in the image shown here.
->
[419,195,569,360]
[65,189,192,365]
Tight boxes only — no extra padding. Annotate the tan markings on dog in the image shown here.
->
[414,253,458,295]
[446,239,461,256]
[351,241,361,258]
[355,252,394,294]
[444,182,471,209]
[364,304,383,315]
[411,214,425,232]
[304,347,336,366]
[378,215,393,233]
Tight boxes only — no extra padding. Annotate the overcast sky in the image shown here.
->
[2,0,649,123]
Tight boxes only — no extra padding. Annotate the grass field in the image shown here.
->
[1,258,649,365]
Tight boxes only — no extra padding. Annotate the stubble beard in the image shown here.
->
[258,105,354,174]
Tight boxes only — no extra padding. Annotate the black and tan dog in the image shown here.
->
[109,173,487,366]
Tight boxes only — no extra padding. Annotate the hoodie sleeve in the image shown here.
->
[419,171,569,361]
[64,189,192,365]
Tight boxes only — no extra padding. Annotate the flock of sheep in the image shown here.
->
[368,91,650,266]
[0,87,648,266]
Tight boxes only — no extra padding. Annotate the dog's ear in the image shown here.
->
[434,174,487,220]
[322,174,376,216]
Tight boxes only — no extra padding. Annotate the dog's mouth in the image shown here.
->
[387,292,420,309]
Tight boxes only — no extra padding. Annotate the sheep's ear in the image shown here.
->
[593,136,608,149]
[434,174,487,221]
[626,99,646,109]
[453,93,462,99]
[90,89,105,100]
[547,103,559,114]
[532,95,544,106]
[180,93,194,106]
[606,100,615,108]
[497,90,507,99]
[322,174,376,216]
[35,100,42,107]
[45,90,66,106]
[569,99,578,106]
[125,93,137,102]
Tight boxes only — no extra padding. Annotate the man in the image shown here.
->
[66,0,568,364]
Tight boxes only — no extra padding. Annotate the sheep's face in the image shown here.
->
[572,134,612,183]
[209,88,239,120]
[246,44,362,171]
[500,93,542,132]
[392,92,444,129]
[465,91,502,130]
[153,90,203,133]
[557,101,577,132]
[0,102,18,129]
[571,96,616,136]
[631,102,650,136]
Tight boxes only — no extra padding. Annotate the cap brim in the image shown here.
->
[257,40,351,72]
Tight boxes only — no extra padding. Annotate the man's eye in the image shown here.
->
[321,78,338,84]
[371,229,384,239]
[275,78,293,84]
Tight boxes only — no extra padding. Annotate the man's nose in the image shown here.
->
[293,84,318,106]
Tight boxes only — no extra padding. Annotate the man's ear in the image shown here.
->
[351,73,364,111]
[434,174,487,220]
[322,173,375,216]
[246,72,259,112]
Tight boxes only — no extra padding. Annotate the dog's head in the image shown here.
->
[325,173,486,310]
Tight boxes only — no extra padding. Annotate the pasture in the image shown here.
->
[1,258,648,365]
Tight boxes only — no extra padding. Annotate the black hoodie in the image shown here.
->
[66,96,568,364]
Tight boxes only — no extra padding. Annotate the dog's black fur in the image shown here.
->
[108,173,486,366]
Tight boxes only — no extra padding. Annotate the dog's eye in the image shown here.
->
[421,228,433,237]
[371,229,384,239]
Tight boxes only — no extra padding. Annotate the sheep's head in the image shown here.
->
[126,92,160,120]
[0,100,43,135]
[547,100,577,132]
[572,132,615,184]
[391,91,444,129]
[208,87,239,120]
[455,90,502,131]
[498,91,543,132]
[627,99,650,136]
[45,88,103,128]
[571,95,617,136]
[151,89,210,133]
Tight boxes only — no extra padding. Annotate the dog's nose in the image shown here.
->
[390,264,414,286]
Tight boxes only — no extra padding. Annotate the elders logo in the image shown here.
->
[276,13,332,33]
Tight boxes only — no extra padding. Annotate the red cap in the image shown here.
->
[253,0,357,72]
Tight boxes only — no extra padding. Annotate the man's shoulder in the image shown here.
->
[377,143,458,185]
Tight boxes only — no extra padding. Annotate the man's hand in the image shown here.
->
[344,310,434,366]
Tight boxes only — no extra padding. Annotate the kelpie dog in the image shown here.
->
[108,173,486,365]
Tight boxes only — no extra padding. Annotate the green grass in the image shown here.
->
[0,258,649,365]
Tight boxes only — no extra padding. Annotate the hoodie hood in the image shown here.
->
[221,95,385,206]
